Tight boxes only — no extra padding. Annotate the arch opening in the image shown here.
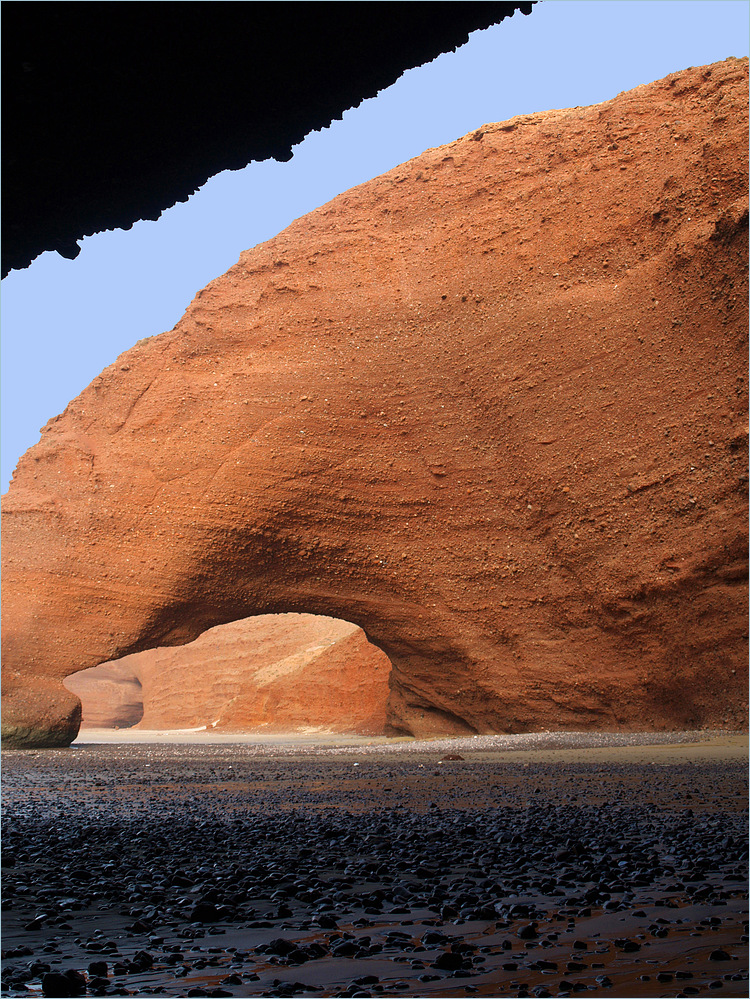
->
[63,613,393,738]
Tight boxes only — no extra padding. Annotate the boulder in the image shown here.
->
[2,59,748,747]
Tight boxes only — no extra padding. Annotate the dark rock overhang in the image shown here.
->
[1,1,534,278]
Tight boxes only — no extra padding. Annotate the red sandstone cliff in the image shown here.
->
[65,614,390,734]
[2,59,748,747]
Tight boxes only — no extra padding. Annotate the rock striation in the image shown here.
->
[65,614,390,735]
[2,59,748,747]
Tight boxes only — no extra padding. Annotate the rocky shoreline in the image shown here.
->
[2,733,748,998]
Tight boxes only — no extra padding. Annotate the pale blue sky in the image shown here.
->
[2,0,748,489]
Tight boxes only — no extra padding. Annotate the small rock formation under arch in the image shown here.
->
[65,664,144,730]
[2,59,748,747]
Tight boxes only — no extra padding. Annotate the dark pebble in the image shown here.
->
[24,915,48,931]
[41,970,86,998]
[132,949,154,970]
[332,940,358,957]
[266,938,297,956]
[190,901,220,923]
[432,951,464,970]
[3,946,33,958]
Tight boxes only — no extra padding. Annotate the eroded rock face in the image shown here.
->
[65,663,144,729]
[3,59,748,747]
[66,614,390,734]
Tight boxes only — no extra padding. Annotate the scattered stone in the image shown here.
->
[432,952,464,971]
[41,970,87,998]
[2,738,747,998]
[190,901,220,923]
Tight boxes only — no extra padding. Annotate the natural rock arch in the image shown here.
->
[2,59,748,748]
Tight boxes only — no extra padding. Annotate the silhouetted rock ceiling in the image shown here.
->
[2,2,534,277]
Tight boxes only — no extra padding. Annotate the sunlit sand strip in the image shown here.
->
[71,727,748,764]
[73,726,394,746]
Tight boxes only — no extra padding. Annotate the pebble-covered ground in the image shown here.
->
[1,732,747,998]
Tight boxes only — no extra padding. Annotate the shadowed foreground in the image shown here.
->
[1,733,747,997]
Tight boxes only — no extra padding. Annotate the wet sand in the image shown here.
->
[2,731,747,998]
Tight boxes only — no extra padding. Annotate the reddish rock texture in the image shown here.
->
[65,615,390,734]
[2,60,748,747]
[65,662,144,729]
